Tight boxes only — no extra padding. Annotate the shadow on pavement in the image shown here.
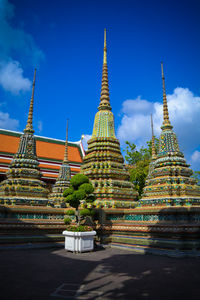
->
[0,246,200,300]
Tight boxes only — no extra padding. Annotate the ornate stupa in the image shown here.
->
[82,29,138,208]
[48,120,71,207]
[141,63,200,206]
[0,69,49,206]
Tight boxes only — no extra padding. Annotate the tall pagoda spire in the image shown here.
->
[151,114,156,160]
[63,119,69,163]
[161,62,172,130]
[98,28,111,111]
[82,29,138,208]
[24,69,36,133]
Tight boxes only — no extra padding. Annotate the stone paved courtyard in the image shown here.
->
[0,246,200,300]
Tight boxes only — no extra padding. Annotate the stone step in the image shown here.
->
[110,234,200,253]
[0,234,64,250]
[111,242,200,258]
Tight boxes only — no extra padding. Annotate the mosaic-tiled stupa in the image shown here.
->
[141,63,200,206]
[0,70,49,206]
[48,120,71,207]
[82,29,138,208]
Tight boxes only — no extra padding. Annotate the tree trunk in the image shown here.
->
[75,208,80,226]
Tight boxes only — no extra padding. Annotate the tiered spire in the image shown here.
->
[49,120,71,207]
[98,28,111,111]
[0,69,49,206]
[63,119,69,163]
[161,62,172,130]
[151,114,156,160]
[140,63,200,207]
[24,69,36,133]
[82,30,138,208]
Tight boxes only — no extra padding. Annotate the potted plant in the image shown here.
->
[62,174,96,253]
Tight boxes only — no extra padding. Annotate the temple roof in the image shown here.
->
[0,129,84,180]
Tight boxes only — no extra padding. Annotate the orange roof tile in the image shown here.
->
[0,131,83,163]
[0,134,19,154]
[0,130,83,180]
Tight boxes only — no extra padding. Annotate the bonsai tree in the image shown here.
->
[63,174,95,225]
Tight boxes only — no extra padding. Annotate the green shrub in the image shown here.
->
[80,208,91,216]
[63,186,74,197]
[79,183,94,194]
[64,217,72,225]
[66,225,93,232]
[70,174,89,189]
[80,208,96,217]
[63,174,96,225]
[65,209,75,215]
[74,189,86,200]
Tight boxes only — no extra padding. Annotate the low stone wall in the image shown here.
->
[95,206,200,256]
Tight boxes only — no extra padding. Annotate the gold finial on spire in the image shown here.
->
[25,69,36,133]
[98,29,111,111]
[63,119,69,163]
[151,114,156,159]
[103,28,107,65]
[161,62,172,129]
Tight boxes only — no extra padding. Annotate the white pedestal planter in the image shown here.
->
[62,230,96,253]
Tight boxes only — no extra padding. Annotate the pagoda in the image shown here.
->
[141,63,200,206]
[82,29,138,208]
[0,69,49,206]
[48,120,71,207]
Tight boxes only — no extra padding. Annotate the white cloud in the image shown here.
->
[0,61,31,94]
[0,111,19,130]
[191,151,200,163]
[190,151,200,171]
[81,134,92,150]
[37,121,43,133]
[0,0,44,94]
[117,87,200,169]
[0,0,44,65]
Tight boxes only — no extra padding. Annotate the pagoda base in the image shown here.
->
[96,206,200,257]
[94,199,138,209]
[139,197,200,207]
[0,197,50,206]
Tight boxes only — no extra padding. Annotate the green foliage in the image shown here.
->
[66,194,74,202]
[63,187,74,197]
[64,217,72,225]
[193,171,200,186]
[63,174,95,224]
[74,189,86,200]
[79,183,94,194]
[124,139,159,165]
[129,160,149,197]
[65,209,75,215]
[80,208,95,217]
[70,174,89,189]
[65,225,93,232]
[124,139,159,197]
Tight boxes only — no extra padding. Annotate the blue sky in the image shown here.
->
[0,0,200,170]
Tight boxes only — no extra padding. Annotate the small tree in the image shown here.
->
[63,174,95,225]
[124,139,159,197]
